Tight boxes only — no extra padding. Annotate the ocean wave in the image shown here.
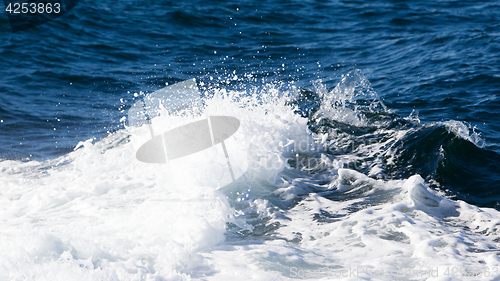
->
[2,71,500,280]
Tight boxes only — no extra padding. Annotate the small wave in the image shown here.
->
[313,69,387,128]
[441,119,485,148]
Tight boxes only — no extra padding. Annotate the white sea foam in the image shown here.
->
[1,79,499,281]
[204,172,500,280]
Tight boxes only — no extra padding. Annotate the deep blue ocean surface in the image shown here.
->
[1,1,500,279]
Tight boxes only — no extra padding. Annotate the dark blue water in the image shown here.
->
[1,0,500,207]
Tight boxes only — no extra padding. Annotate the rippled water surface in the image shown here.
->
[1,0,500,280]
